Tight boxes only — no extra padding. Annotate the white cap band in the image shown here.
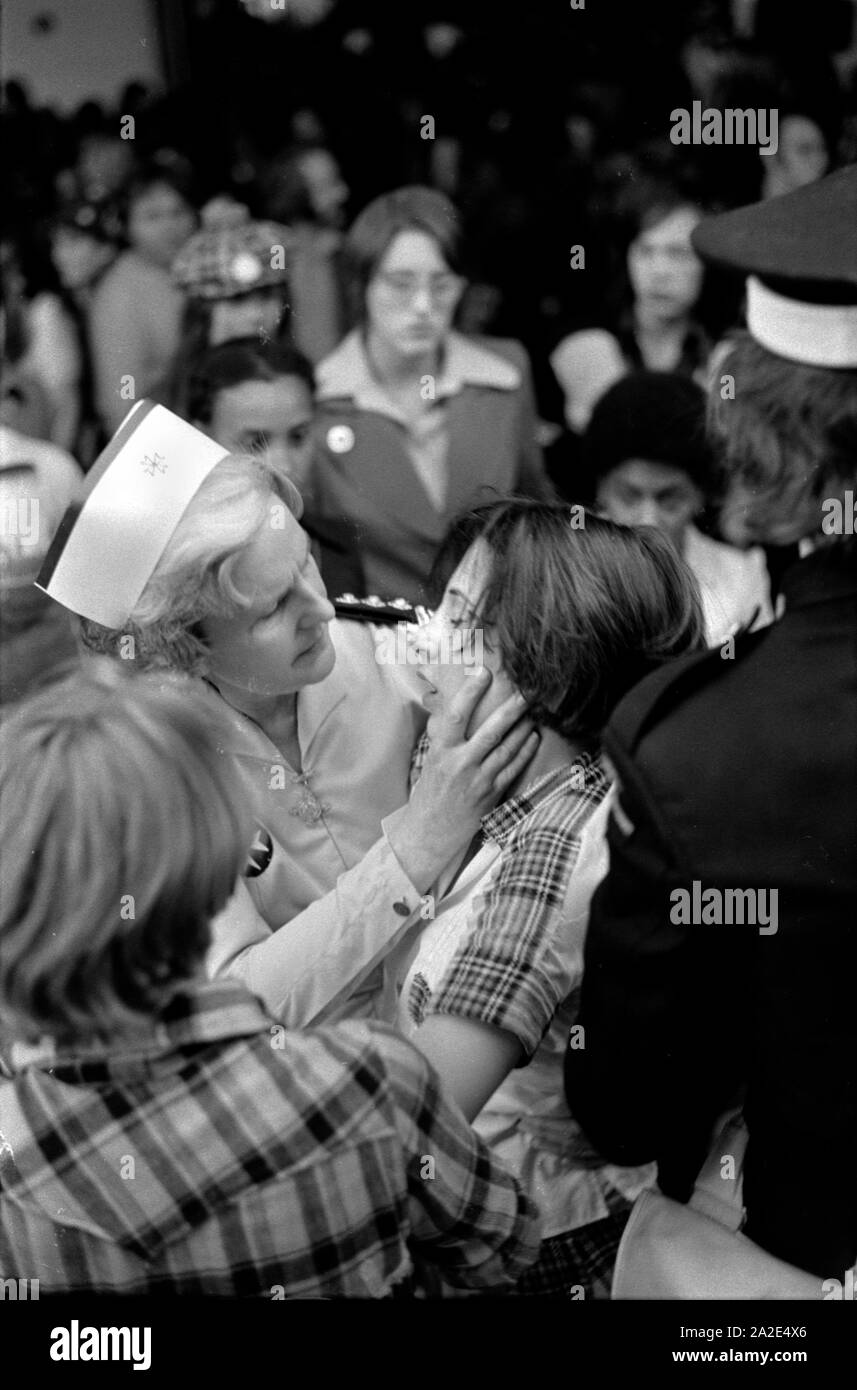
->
[746,275,857,368]
[36,401,230,627]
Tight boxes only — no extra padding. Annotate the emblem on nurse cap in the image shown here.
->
[36,400,230,628]
[326,424,355,454]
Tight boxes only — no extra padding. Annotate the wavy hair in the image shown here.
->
[708,332,857,547]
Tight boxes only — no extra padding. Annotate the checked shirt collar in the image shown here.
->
[3,979,269,1082]
[480,748,610,848]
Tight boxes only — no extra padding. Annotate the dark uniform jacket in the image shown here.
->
[565,542,857,1278]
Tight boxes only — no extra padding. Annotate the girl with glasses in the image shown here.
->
[313,186,553,605]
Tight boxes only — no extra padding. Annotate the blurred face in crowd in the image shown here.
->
[628,206,704,323]
[299,149,349,226]
[51,226,115,291]
[596,458,702,550]
[415,539,513,734]
[365,229,464,365]
[77,133,134,201]
[128,182,196,268]
[210,289,284,346]
[768,115,829,194]
[203,507,336,697]
[206,374,315,495]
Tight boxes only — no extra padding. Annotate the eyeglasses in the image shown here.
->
[374,271,462,303]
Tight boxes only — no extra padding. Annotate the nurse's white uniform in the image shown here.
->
[206,617,429,1027]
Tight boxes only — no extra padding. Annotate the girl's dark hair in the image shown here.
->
[186,337,315,425]
[619,171,705,244]
[430,499,705,742]
[606,169,719,333]
[343,185,463,326]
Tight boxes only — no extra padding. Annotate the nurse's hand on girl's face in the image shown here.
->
[202,509,336,697]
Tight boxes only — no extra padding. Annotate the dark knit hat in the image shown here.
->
[583,370,714,492]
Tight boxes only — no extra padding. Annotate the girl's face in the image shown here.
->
[128,184,196,268]
[209,289,284,346]
[365,229,463,363]
[414,539,515,735]
[208,375,315,495]
[627,206,704,321]
[202,507,336,697]
[596,458,702,550]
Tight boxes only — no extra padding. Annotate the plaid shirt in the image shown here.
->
[423,752,613,1055]
[0,979,540,1296]
[399,750,656,1239]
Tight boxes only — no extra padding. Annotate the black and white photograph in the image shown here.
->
[0,0,855,1372]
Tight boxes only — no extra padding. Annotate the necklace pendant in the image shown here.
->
[290,777,330,826]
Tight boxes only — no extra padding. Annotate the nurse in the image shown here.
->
[37,401,537,1028]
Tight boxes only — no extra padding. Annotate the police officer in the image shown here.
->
[565,166,857,1283]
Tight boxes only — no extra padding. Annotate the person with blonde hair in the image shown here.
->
[0,663,540,1296]
[38,402,537,1029]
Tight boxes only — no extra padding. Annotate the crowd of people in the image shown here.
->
[0,0,855,1301]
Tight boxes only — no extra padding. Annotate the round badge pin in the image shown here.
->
[231,251,263,286]
[326,425,355,454]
